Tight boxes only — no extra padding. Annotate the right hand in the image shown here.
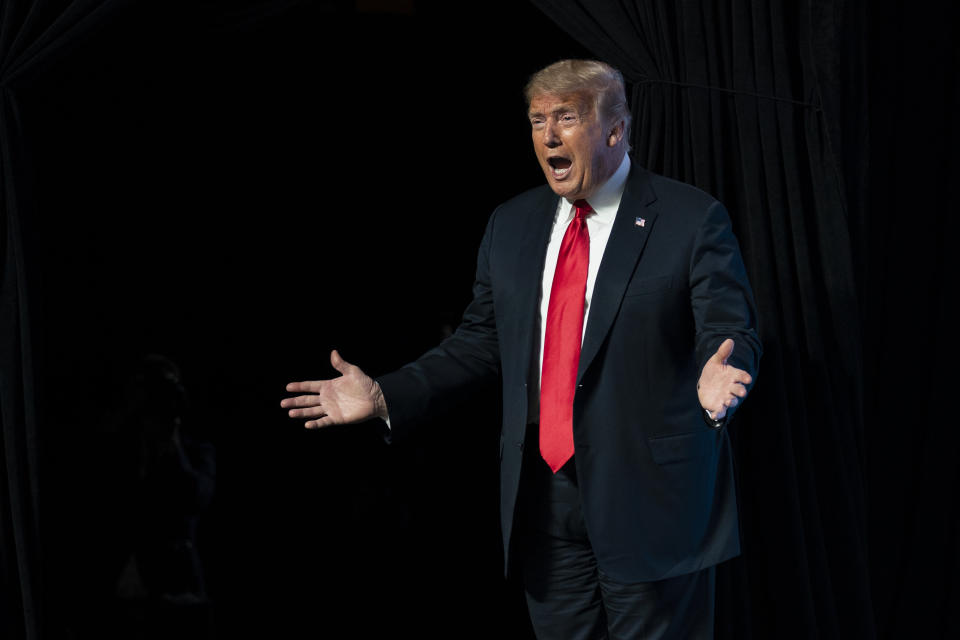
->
[697,338,752,420]
[281,350,387,429]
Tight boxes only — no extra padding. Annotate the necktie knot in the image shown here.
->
[573,199,592,219]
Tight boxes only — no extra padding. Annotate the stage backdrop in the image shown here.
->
[1,1,956,638]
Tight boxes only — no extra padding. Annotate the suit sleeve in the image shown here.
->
[690,200,762,421]
[375,209,502,443]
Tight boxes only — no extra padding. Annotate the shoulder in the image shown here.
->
[634,165,721,212]
[493,183,557,219]
[627,164,732,237]
[479,183,556,242]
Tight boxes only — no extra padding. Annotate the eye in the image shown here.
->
[530,117,545,129]
[560,113,578,124]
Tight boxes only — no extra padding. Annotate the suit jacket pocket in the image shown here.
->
[648,429,715,465]
[623,274,673,297]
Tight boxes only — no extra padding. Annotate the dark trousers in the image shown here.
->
[517,435,716,640]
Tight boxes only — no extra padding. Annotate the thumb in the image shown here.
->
[330,349,351,374]
[714,338,735,365]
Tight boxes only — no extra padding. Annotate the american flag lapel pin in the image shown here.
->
[635,217,646,228]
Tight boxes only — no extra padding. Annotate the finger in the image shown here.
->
[305,416,336,429]
[280,394,316,409]
[731,369,752,385]
[330,349,353,375]
[713,405,728,420]
[731,383,748,398]
[724,396,739,409]
[281,394,323,408]
[289,406,327,419]
[714,338,735,365]
[286,381,322,393]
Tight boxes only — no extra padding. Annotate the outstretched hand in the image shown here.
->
[697,338,752,420]
[281,350,387,429]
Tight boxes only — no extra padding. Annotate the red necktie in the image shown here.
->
[540,199,591,473]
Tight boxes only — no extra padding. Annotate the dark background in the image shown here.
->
[25,2,591,637]
[2,0,957,638]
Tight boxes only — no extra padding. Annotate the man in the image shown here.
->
[282,60,760,638]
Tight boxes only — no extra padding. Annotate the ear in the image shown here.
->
[607,119,625,147]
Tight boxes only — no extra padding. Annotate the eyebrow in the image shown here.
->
[528,104,581,119]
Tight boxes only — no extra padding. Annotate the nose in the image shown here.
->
[542,122,561,148]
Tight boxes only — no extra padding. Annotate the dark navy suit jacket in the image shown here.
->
[378,161,761,582]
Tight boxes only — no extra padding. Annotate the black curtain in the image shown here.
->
[1,3,139,637]
[0,2,313,637]
[530,1,874,638]
[864,2,959,637]
[4,1,956,638]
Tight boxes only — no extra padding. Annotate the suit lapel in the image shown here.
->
[577,165,659,383]
[515,188,559,385]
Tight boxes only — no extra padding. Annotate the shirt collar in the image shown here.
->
[560,153,631,226]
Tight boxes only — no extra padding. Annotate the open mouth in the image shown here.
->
[548,157,572,178]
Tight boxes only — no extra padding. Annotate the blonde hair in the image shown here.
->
[524,59,631,140]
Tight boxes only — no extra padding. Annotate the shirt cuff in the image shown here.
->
[702,408,726,429]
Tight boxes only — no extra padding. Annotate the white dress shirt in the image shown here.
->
[535,153,631,392]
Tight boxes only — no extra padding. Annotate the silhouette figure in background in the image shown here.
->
[97,354,216,639]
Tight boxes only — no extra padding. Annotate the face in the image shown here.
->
[528,92,624,201]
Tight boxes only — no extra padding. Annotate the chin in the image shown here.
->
[545,178,576,200]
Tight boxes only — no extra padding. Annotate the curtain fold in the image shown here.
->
[0,2,316,635]
[531,1,872,637]
[0,1,140,636]
[1,86,42,640]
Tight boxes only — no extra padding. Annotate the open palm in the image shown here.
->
[281,350,386,429]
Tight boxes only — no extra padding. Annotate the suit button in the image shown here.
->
[515,441,524,451]
[577,384,584,389]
